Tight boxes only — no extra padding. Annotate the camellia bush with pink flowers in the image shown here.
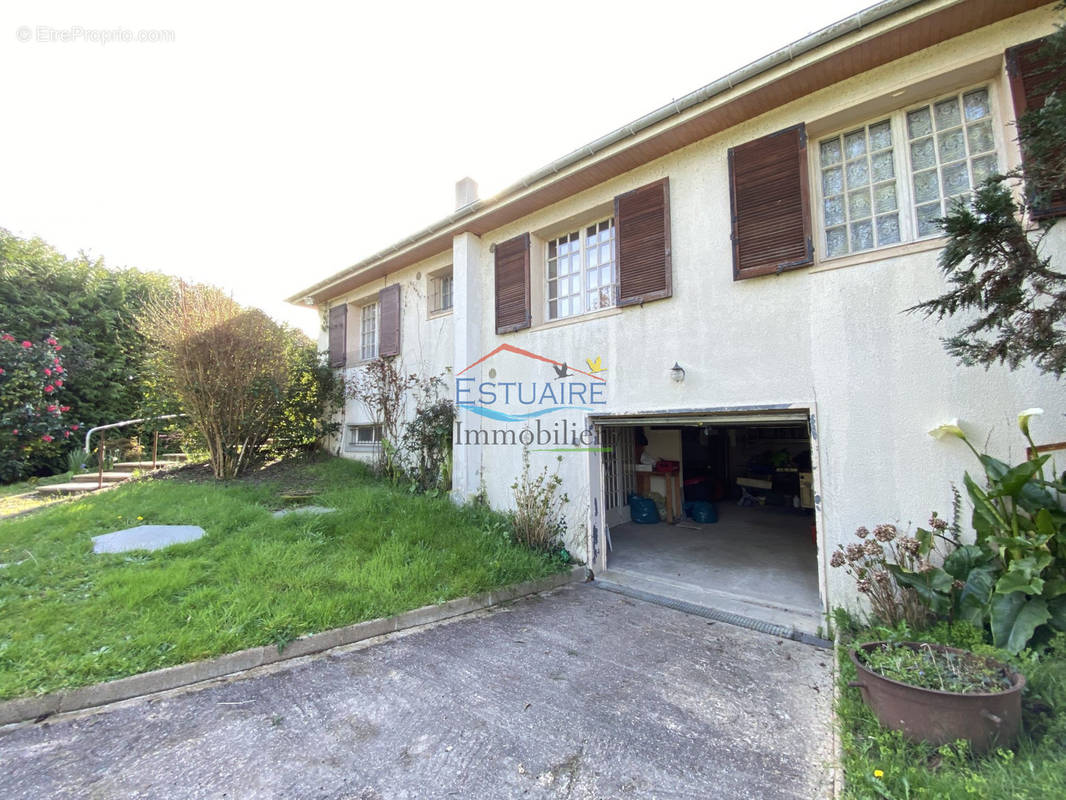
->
[0,332,80,482]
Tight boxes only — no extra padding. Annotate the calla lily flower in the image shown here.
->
[929,419,968,441]
[1018,408,1044,437]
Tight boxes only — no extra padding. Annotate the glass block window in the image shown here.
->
[360,302,378,361]
[547,217,616,320]
[907,88,997,237]
[816,84,1000,260]
[819,120,899,257]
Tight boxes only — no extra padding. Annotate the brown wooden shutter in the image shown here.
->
[494,233,530,334]
[378,283,401,357]
[728,123,812,280]
[1006,37,1066,218]
[615,178,672,306]
[327,304,347,368]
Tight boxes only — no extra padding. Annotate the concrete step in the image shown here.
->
[70,472,134,483]
[597,567,824,637]
[161,453,188,462]
[112,461,174,471]
[36,482,125,496]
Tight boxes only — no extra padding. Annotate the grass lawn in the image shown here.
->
[0,472,75,518]
[836,621,1066,799]
[0,455,567,701]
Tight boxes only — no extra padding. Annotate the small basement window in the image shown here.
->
[346,424,382,450]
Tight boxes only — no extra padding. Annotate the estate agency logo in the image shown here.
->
[454,344,609,453]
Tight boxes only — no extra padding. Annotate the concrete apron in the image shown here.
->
[597,567,829,645]
[0,565,588,728]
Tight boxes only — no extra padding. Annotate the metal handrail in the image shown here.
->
[83,414,187,489]
[84,414,186,453]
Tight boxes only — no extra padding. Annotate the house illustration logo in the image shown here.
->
[454,344,608,452]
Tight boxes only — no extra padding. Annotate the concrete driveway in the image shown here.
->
[0,584,834,799]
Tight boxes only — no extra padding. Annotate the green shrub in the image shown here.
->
[0,228,177,475]
[0,333,80,481]
[510,452,569,553]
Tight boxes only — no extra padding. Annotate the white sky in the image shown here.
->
[1,0,871,338]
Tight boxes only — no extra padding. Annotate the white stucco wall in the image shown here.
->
[446,5,1066,613]
[322,252,455,463]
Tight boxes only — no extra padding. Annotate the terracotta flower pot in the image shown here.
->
[849,641,1025,754]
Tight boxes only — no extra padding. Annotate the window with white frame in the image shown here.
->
[817,85,1000,259]
[346,424,382,449]
[360,301,378,360]
[430,270,453,314]
[546,218,617,320]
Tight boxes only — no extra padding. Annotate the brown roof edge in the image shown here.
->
[288,0,1048,306]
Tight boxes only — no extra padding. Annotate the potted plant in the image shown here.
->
[831,407,1066,752]
[849,640,1025,753]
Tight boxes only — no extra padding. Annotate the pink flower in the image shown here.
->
[12,428,18,435]
[21,341,32,348]
[0,368,4,375]
[47,404,57,412]
[1,334,14,342]
[64,430,71,438]
[60,405,70,412]
[54,358,61,366]
[54,345,62,351]
[54,380,63,387]
[44,384,54,393]
[71,424,79,431]
[44,367,52,376]
[41,434,53,443]
[46,337,57,346]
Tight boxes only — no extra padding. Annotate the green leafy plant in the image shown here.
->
[401,388,454,493]
[904,411,1066,653]
[510,451,569,553]
[266,333,344,458]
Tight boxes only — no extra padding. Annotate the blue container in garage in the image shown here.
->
[683,500,718,524]
[628,494,660,524]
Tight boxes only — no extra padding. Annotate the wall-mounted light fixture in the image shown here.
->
[670,362,685,383]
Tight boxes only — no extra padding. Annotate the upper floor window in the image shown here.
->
[430,269,453,314]
[819,119,900,257]
[360,301,378,360]
[817,85,1000,259]
[546,217,617,320]
[906,88,998,235]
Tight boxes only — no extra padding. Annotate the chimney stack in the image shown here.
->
[455,177,479,211]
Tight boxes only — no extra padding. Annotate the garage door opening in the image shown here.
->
[594,414,823,632]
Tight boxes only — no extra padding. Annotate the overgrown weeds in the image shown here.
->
[510,452,569,553]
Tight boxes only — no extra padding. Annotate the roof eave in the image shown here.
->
[288,0,1049,307]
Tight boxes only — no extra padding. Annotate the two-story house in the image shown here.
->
[289,0,1066,633]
